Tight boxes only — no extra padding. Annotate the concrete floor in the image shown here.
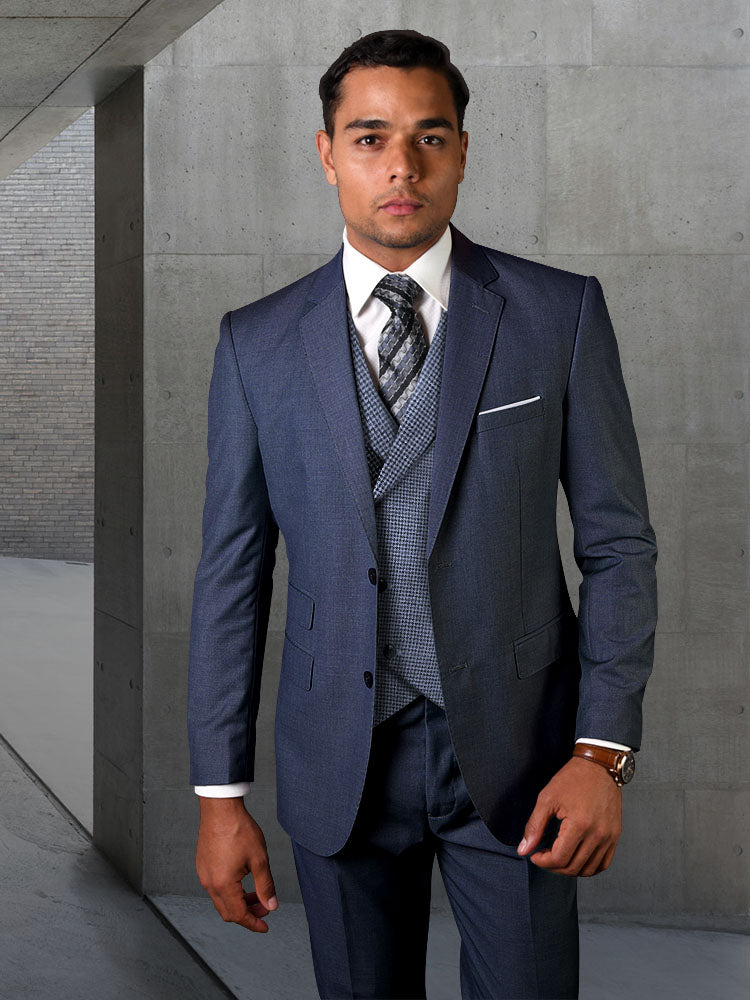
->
[0,736,232,1000]
[150,892,750,1000]
[0,555,748,998]
[0,555,93,831]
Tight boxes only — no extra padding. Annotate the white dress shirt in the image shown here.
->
[194,226,629,799]
[342,223,452,388]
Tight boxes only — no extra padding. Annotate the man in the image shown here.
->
[188,29,657,1000]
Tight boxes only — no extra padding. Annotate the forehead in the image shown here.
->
[335,65,456,123]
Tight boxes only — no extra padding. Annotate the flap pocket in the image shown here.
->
[287,580,314,629]
[513,611,574,679]
[476,395,544,432]
[282,632,314,690]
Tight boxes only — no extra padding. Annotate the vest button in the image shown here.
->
[368,567,377,585]
[363,671,373,688]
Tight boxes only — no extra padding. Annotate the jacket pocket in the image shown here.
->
[287,580,315,629]
[475,394,544,432]
[282,631,314,690]
[513,610,573,679]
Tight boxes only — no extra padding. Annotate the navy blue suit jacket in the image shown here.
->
[187,224,658,854]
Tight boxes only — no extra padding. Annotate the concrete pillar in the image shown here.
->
[94,70,145,890]
[93,62,299,900]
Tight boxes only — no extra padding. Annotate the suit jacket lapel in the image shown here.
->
[426,224,507,562]
[299,249,379,561]
[298,226,507,567]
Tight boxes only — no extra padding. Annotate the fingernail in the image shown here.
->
[518,838,528,853]
[268,896,278,909]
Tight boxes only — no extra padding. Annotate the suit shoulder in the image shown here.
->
[478,242,588,298]
[227,254,337,334]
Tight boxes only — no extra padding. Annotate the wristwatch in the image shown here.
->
[572,743,635,786]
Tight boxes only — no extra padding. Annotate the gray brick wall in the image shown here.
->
[0,108,94,561]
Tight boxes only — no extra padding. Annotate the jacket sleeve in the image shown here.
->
[187,310,279,785]
[559,275,658,751]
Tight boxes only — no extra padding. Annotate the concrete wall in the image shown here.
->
[95,0,749,923]
[0,110,94,561]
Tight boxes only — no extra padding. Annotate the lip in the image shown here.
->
[380,198,422,216]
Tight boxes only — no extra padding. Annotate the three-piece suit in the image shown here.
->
[187,223,658,997]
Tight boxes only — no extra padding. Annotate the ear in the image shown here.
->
[316,129,338,186]
[458,131,468,184]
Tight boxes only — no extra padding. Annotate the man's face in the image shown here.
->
[316,65,468,270]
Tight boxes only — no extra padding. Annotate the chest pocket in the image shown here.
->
[475,394,544,433]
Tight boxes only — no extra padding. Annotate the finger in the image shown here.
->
[578,841,611,878]
[529,821,583,870]
[535,832,609,877]
[596,841,618,875]
[244,889,271,916]
[213,880,270,933]
[250,853,279,911]
[212,892,268,932]
[532,837,589,875]
[518,798,554,856]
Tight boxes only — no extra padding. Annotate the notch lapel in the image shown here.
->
[297,228,507,568]
[299,250,379,561]
[426,226,507,562]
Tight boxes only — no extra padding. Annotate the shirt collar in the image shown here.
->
[342,224,452,318]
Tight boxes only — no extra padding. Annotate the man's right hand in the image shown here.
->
[195,796,278,933]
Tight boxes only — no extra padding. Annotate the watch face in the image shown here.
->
[619,752,636,784]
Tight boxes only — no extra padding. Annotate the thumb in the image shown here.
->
[518,796,553,856]
[251,855,278,910]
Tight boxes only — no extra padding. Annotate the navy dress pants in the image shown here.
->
[290,694,579,999]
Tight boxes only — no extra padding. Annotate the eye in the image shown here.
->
[418,135,444,145]
[355,134,380,146]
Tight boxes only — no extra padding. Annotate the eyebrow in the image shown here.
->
[343,116,455,132]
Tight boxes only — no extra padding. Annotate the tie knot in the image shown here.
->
[371,273,422,312]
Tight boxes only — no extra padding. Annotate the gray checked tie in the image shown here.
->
[371,273,428,423]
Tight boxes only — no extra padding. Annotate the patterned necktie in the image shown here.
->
[371,273,428,423]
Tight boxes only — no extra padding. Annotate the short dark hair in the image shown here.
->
[319,29,470,137]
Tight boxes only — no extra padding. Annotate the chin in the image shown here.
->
[363,219,444,251]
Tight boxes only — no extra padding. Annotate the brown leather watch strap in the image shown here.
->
[572,743,635,786]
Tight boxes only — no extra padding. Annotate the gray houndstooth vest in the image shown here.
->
[346,307,449,727]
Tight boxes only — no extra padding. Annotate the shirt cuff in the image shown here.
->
[575,737,632,752]
[194,782,252,797]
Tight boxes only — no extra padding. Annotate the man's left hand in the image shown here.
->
[517,757,622,877]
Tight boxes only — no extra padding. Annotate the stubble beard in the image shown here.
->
[344,205,449,251]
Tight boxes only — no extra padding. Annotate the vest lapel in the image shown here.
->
[347,307,446,504]
[346,312,397,469]
[372,309,446,503]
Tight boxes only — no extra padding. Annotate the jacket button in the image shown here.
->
[363,671,373,688]
[378,577,388,591]
[368,567,377,585]
[383,643,396,660]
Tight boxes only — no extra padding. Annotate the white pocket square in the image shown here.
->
[478,394,541,416]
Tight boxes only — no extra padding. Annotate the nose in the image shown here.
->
[387,138,420,182]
